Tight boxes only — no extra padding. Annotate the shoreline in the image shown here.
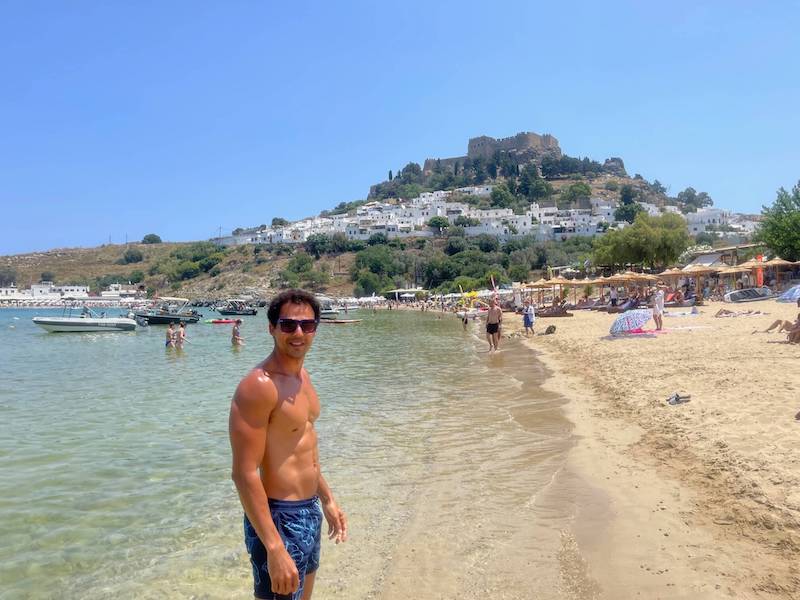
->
[510,304,800,598]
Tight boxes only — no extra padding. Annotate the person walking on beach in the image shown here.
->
[229,289,347,600]
[165,322,176,348]
[653,286,665,331]
[522,299,536,337]
[486,297,502,351]
[232,319,245,346]
[610,286,618,307]
[175,322,187,348]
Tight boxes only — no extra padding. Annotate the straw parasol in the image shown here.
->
[762,257,794,286]
[658,267,683,277]
[525,278,551,289]
[737,258,764,269]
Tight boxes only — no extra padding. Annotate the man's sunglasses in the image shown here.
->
[276,318,319,334]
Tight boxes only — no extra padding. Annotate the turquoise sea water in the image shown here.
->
[0,308,577,599]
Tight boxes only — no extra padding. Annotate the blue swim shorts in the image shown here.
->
[243,497,323,600]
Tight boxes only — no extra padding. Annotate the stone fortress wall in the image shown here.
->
[423,131,562,175]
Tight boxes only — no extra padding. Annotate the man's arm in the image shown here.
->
[317,472,348,543]
[229,372,300,595]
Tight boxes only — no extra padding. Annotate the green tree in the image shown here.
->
[444,237,467,255]
[302,269,330,291]
[388,170,393,181]
[560,182,592,206]
[0,267,17,286]
[453,215,480,227]
[368,233,389,246]
[427,216,450,234]
[129,270,145,284]
[287,252,314,274]
[677,187,713,213]
[508,264,530,282]
[41,271,55,282]
[123,247,144,263]
[615,185,644,223]
[475,234,500,253]
[489,183,515,209]
[304,234,331,258]
[593,213,690,268]
[141,233,162,244]
[615,202,645,224]
[272,217,289,227]
[756,181,800,261]
[354,270,383,296]
[529,178,554,200]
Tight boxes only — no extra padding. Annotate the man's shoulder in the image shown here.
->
[234,364,279,407]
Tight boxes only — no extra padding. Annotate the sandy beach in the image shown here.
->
[502,301,800,598]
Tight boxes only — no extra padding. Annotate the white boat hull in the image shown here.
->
[32,317,138,332]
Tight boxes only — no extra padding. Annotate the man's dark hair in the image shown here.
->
[267,289,320,326]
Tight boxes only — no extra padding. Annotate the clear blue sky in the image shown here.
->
[2,1,798,255]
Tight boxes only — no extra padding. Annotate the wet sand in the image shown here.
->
[508,301,800,599]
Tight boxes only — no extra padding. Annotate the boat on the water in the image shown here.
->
[723,287,775,303]
[134,297,202,324]
[216,299,258,316]
[315,294,340,319]
[33,303,137,333]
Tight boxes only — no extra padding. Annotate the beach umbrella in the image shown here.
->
[609,309,653,336]
[737,258,763,269]
[776,284,800,303]
[762,257,794,286]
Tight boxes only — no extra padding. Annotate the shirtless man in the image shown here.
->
[229,289,347,599]
[485,297,503,351]
[165,322,175,348]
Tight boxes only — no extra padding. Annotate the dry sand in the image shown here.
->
[507,300,800,599]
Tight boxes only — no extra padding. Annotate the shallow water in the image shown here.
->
[0,308,594,599]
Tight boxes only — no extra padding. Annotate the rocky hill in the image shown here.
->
[0,242,359,300]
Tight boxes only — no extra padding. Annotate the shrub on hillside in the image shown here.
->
[123,248,144,264]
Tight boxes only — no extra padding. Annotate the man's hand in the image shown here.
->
[322,498,348,544]
[267,546,299,596]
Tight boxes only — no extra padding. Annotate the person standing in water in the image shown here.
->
[485,297,503,351]
[165,322,176,348]
[229,289,347,600]
[232,319,245,346]
[176,322,187,348]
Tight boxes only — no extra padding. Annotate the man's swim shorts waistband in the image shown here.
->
[267,496,319,511]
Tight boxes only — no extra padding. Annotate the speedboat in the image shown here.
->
[315,294,340,319]
[133,297,202,324]
[33,303,137,333]
[216,299,258,316]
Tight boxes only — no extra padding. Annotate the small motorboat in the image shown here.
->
[33,302,137,333]
[205,318,237,324]
[216,299,258,316]
[134,297,203,324]
[315,294,340,319]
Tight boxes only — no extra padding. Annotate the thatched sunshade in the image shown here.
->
[657,268,684,279]
[737,259,765,269]
[525,278,551,289]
